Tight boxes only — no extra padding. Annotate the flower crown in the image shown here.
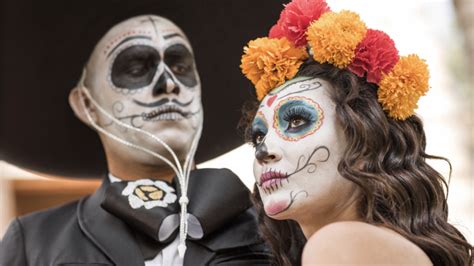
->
[240,0,430,120]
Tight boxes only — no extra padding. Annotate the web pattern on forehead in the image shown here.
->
[273,96,324,142]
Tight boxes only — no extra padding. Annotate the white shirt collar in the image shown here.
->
[108,173,122,183]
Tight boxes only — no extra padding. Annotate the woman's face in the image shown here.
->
[251,77,357,220]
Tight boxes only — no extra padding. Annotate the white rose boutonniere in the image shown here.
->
[121,179,177,209]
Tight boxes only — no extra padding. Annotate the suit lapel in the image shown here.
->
[180,168,252,238]
[77,178,145,266]
[183,241,214,266]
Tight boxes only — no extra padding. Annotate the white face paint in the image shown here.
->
[85,15,202,165]
[251,77,356,221]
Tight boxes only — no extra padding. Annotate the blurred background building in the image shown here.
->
[1,0,473,243]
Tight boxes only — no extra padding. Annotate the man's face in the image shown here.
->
[251,77,357,220]
[86,15,202,164]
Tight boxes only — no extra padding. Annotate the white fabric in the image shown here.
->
[108,174,184,266]
[145,235,183,266]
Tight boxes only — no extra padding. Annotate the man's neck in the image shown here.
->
[107,159,178,183]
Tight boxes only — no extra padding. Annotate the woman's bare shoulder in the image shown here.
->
[302,221,432,265]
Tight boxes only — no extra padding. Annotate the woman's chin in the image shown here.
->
[262,191,295,219]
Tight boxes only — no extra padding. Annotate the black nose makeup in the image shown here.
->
[153,71,180,96]
[255,143,275,162]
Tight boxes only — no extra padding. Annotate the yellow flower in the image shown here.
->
[378,55,430,120]
[307,10,367,68]
[240,37,308,100]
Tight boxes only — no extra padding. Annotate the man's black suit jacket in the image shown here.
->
[0,168,270,265]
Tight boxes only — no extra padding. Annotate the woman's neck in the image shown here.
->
[297,192,362,238]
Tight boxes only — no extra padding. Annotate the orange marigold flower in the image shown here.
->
[240,37,308,100]
[307,10,367,68]
[378,55,430,120]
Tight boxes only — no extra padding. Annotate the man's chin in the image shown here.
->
[146,119,197,133]
[127,142,189,167]
[147,131,194,155]
[108,121,198,165]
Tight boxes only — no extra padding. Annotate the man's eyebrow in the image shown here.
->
[163,33,184,40]
[107,35,152,58]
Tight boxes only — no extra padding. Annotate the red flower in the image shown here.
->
[269,0,330,47]
[269,23,285,39]
[348,29,399,84]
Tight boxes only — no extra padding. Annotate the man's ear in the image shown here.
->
[69,87,98,126]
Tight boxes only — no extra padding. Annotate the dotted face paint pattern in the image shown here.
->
[272,96,324,142]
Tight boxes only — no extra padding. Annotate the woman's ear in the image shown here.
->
[69,87,98,127]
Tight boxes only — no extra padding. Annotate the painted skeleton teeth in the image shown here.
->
[142,105,187,121]
[258,168,289,194]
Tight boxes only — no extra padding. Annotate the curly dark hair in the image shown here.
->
[240,61,473,266]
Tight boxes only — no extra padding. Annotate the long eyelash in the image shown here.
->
[250,130,263,147]
[254,134,267,147]
[282,106,314,122]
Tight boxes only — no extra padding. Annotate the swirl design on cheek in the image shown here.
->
[287,146,330,177]
[102,101,145,129]
[258,146,330,195]
[273,96,324,141]
[265,190,309,216]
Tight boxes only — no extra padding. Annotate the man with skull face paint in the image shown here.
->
[71,16,204,177]
[0,13,271,266]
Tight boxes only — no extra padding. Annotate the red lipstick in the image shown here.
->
[259,169,288,190]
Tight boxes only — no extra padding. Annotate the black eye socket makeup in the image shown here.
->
[111,45,160,89]
[164,44,197,87]
[251,115,268,147]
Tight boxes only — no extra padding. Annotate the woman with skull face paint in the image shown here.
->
[239,0,473,265]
